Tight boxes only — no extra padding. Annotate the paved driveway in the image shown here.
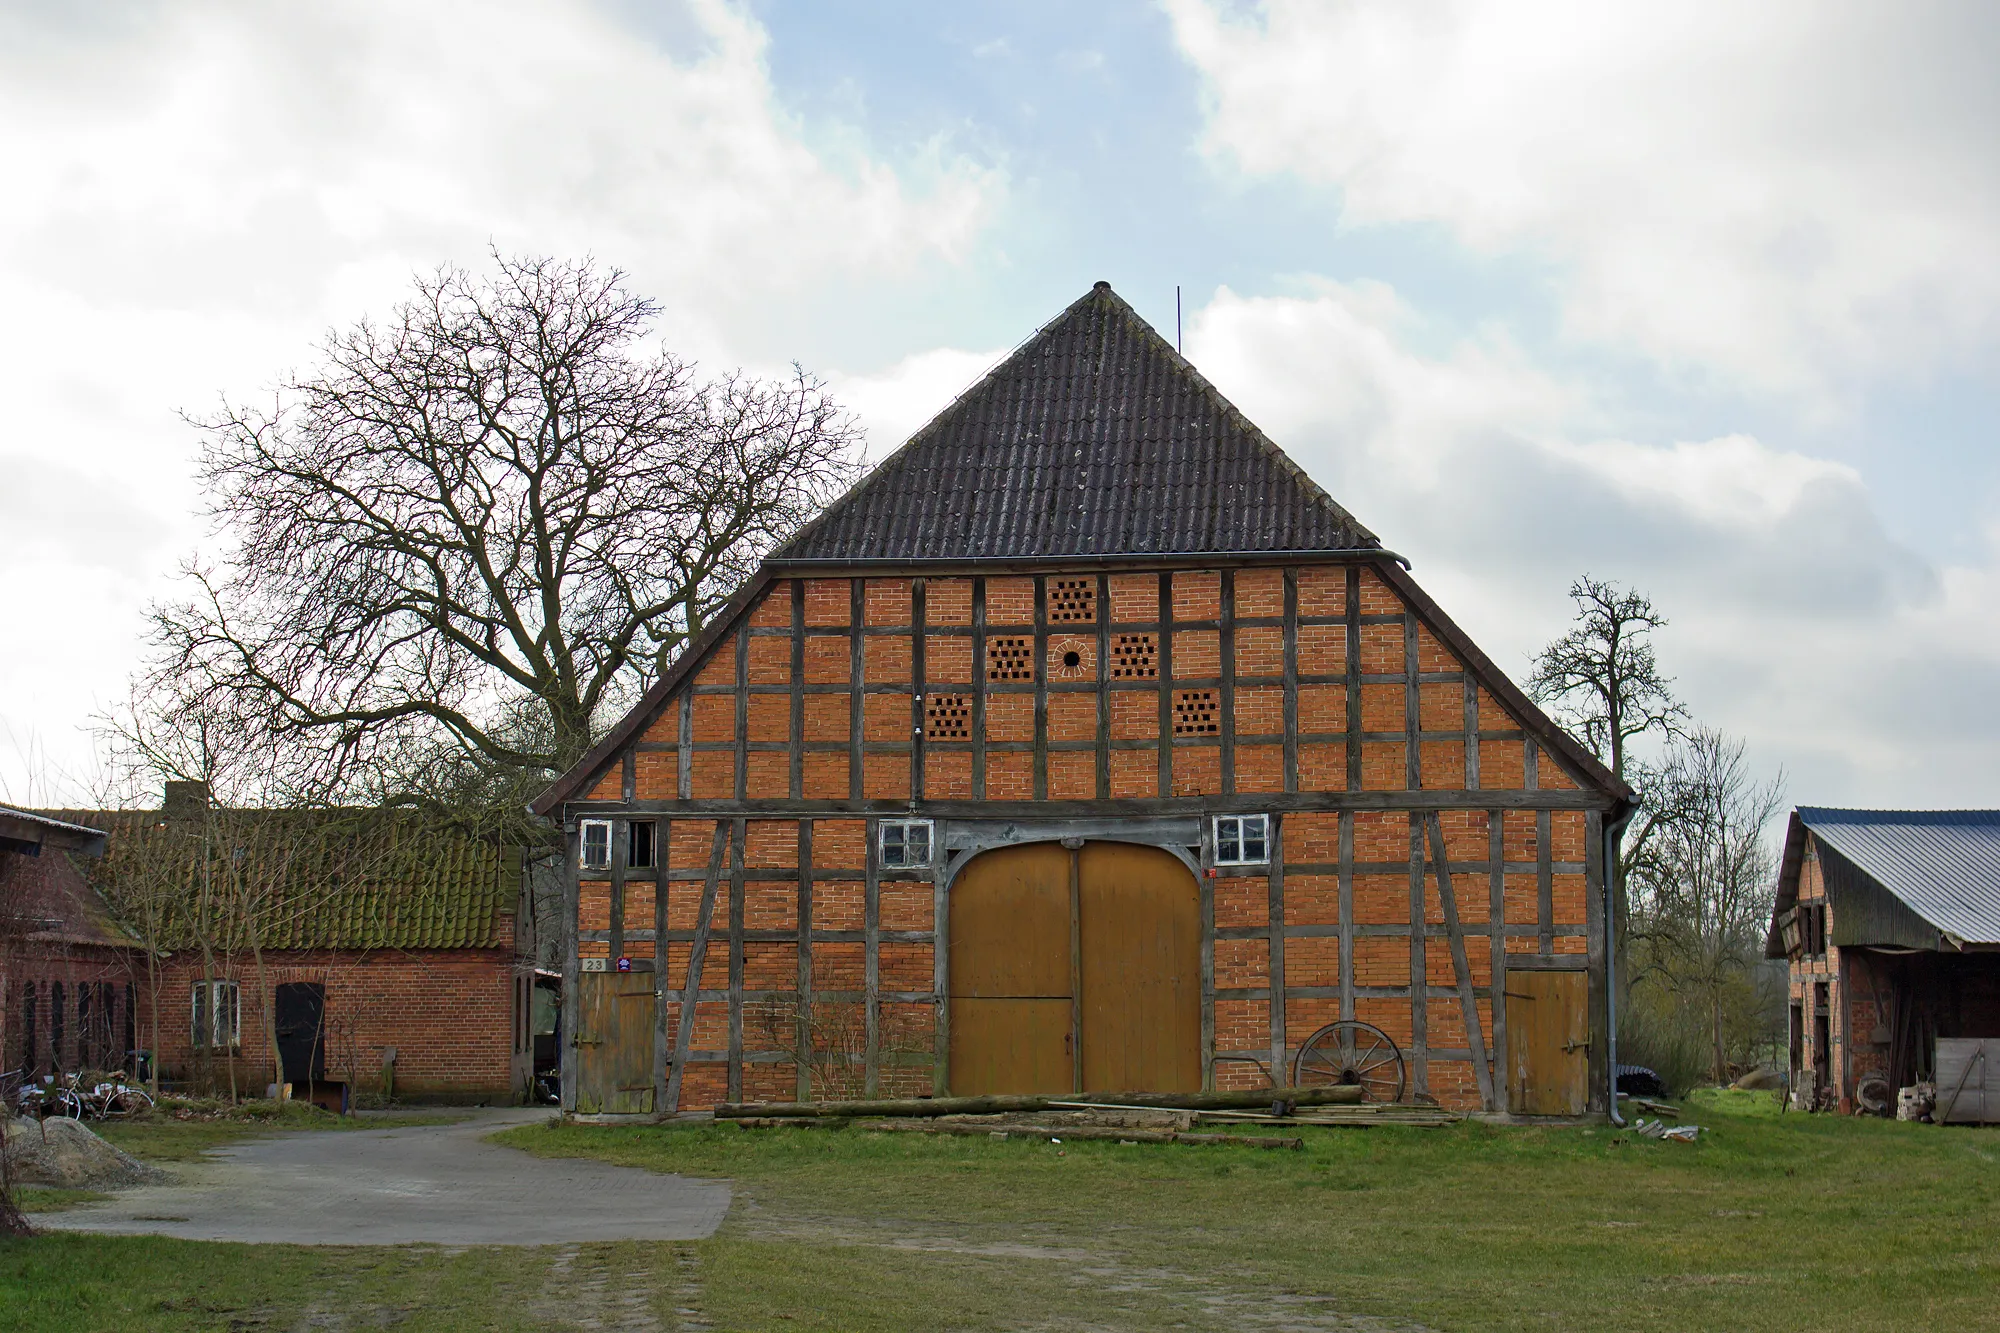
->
[36,1109,731,1246]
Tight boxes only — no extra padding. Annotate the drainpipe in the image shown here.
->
[1604,799,1639,1127]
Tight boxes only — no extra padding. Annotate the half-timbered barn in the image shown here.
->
[532,282,1634,1117]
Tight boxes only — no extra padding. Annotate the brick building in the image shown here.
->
[34,785,538,1104]
[0,806,137,1079]
[533,282,1635,1116]
[1767,808,2000,1117]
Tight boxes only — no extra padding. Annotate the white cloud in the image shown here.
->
[1186,282,2000,805]
[0,0,998,801]
[830,346,1011,464]
[1166,0,2000,397]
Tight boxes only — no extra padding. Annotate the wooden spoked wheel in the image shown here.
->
[1291,1020,1407,1104]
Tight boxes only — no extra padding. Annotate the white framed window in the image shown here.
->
[1214,814,1270,866]
[190,979,240,1050]
[879,819,933,869]
[628,820,657,869]
[579,819,612,871]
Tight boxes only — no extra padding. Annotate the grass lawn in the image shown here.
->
[3,1092,1997,1331]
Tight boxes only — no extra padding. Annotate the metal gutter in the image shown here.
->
[1604,797,1640,1127]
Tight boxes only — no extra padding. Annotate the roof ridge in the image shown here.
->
[1087,284,1381,549]
[1800,807,2000,821]
[769,281,1381,564]
[768,285,1103,564]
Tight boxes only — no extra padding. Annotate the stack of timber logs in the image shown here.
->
[709,1085,1449,1147]
[713,1086,1363,1119]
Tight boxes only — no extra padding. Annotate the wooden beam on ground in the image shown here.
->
[713,1085,1364,1119]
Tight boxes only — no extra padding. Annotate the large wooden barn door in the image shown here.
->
[947,842,1075,1094]
[574,972,656,1114]
[1078,843,1201,1093]
[948,841,1199,1095]
[1504,970,1588,1115]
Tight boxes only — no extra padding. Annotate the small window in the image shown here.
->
[580,819,612,871]
[879,819,933,869]
[1215,814,1270,866]
[190,979,240,1050]
[628,820,657,869]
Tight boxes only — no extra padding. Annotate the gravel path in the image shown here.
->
[33,1109,731,1246]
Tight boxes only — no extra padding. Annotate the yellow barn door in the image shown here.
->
[947,842,1075,1094]
[1077,843,1201,1094]
[948,841,1201,1096]
[1504,970,1588,1116]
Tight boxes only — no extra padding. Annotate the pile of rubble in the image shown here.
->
[2,1113,164,1189]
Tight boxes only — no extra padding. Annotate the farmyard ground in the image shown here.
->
[5,1091,1996,1331]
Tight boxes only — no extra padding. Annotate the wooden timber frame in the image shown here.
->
[539,552,1631,1118]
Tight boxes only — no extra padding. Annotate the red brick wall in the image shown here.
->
[145,949,520,1103]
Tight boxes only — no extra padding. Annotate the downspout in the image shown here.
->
[1604,798,1640,1126]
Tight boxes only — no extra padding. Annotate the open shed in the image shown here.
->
[1766,807,2000,1117]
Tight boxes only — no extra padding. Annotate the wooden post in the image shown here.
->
[727,817,746,1103]
[797,819,815,1102]
[652,820,672,1116]
[972,575,988,800]
[663,823,728,1115]
[864,817,882,1096]
[1427,812,1495,1110]
[790,579,806,801]
[1033,575,1048,800]
[1268,812,1287,1084]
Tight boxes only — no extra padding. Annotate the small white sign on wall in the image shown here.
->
[580,958,608,973]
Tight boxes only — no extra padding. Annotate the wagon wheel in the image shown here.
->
[1291,1020,1406,1104]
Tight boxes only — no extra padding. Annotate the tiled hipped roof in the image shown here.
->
[772,282,1380,563]
[36,809,516,952]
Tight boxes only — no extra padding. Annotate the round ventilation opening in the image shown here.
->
[1063,650,1081,668]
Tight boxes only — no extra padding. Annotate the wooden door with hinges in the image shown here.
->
[1078,842,1201,1093]
[948,840,1199,1095]
[574,972,656,1114]
[1503,969,1587,1115]
[948,841,1074,1094]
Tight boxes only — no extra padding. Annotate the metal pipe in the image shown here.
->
[1604,798,1639,1126]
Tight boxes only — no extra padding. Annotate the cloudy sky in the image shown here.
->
[3,0,1996,809]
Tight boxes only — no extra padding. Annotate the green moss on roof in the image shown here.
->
[37,807,518,953]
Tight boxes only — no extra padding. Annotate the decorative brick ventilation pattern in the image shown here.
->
[1048,636,1092,680]
[986,637,1034,682]
[1049,578,1096,622]
[1173,690,1220,735]
[1110,633,1158,679]
[924,693,971,739]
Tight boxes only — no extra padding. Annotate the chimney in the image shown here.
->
[163,781,211,822]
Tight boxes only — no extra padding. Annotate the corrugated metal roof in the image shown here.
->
[771,282,1380,563]
[0,805,107,854]
[1797,808,2000,945]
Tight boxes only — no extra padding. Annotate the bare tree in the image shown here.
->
[1625,730,1786,1084]
[143,252,858,807]
[1527,577,1689,961]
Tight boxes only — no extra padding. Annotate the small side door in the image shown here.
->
[574,972,657,1114]
[274,982,327,1087]
[1504,969,1588,1116]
